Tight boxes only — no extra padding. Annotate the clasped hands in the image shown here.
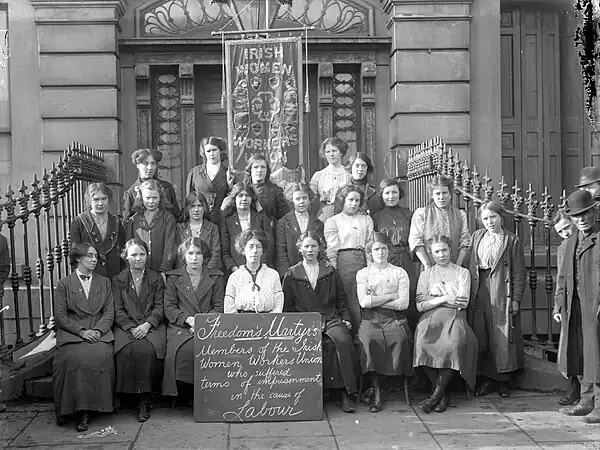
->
[131,322,152,339]
[78,329,101,343]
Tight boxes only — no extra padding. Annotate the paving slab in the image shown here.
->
[2,403,54,413]
[540,442,600,449]
[9,412,140,447]
[434,431,540,449]
[0,412,37,444]
[415,404,518,435]
[5,444,130,450]
[229,420,331,439]
[335,431,440,450]
[229,436,338,449]
[133,408,228,450]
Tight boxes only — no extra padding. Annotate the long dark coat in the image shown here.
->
[282,262,359,393]
[123,177,181,221]
[175,221,222,270]
[553,241,571,377]
[221,211,273,273]
[253,181,290,221]
[555,229,600,382]
[55,272,115,346]
[112,268,166,359]
[468,229,526,373]
[275,210,324,277]
[186,165,230,225]
[162,267,225,396]
[70,211,126,278]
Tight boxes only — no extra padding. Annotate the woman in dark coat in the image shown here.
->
[414,235,478,413]
[113,238,165,422]
[53,243,115,431]
[242,153,289,221]
[275,183,324,278]
[468,201,526,398]
[123,148,180,221]
[163,237,225,398]
[356,233,413,413]
[221,182,273,274]
[345,152,380,216]
[185,136,233,225]
[283,231,360,413]
[70,183,125,279]
[125,179,177,276]
[176,191,221,270]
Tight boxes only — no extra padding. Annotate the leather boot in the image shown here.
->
[370,386,383,413]
[138,400,151,422]
[76,411,89,432]
[339,390,356,413]
[558,377,581,406]
[421,369,453,414]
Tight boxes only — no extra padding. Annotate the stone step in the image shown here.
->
[25,375,53,399]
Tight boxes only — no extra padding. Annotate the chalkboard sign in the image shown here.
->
[193,313,323,423]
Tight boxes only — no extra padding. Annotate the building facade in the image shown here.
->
[1,0,598,212]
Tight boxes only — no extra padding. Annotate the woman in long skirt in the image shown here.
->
[283,231,360,413]
[413,234,478,413]
[356,233,413,412]
[113,239,165,422]
[53,243,115,431]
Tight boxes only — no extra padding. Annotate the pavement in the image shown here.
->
[2,391,600,449]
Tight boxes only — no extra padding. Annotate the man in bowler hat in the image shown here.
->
[576,167,600,201]
[556,190,600,423]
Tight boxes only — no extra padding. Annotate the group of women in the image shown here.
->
[53,135,526,431]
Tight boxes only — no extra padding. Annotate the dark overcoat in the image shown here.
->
[162,267,225,396]
[175,221,222,270]
[553,241,570,377]
[186,165,230,225]
[55,272,115,346]
[555,229,600,382]
[70,211,126,278]
[123,177,181,221]
[468,229,526,373]
[221,211,273,273]
[112,268,166,359]
[275,210,324,277]
[253,181,290,220]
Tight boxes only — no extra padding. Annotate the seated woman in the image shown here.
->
[53,243,115,431]
[356,232,413,413]
[224,229,283,314]
[113,238,165,422]
[413,234,478,413]
[275,183,324,278]
[70,183,125,278]
[163,237,224,399]
[283,231,359,413]
[221,183,273,274]
[176,191,221,270]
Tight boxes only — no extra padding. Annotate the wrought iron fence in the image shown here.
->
[0,143,107,358]
[406,137,564,354]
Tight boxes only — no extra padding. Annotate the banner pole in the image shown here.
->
[265,0,269,31]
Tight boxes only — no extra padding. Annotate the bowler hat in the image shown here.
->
[575,166,600,188]
[565,190,597,216]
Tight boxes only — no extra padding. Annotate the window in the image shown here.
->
[332,65,359,156]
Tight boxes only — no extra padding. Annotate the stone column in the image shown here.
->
[360,62,377,163]
[383,0,472,173]
[30,0,126,206]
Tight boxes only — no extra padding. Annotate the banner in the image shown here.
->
[225,37,303,175]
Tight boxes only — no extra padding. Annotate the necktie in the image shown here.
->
[80,275,91,281]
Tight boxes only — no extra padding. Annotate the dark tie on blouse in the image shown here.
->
[79,275,91,281]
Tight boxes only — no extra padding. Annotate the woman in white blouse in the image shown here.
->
[224,229,283,314]
[324,185,374,332]
[310,137,352,222]
[356,233,413,413]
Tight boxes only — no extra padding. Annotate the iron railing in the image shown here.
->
[0,143,107,358]
[406,137,564,355]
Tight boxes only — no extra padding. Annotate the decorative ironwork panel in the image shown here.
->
[277,0,369,35]
[332,70,358,154]
[141,0,232,36]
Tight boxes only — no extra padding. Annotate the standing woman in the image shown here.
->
[176,191,221,270]
[243,153,289,221]
[275,183,324,278]
[221,182,273,275]
[310,137,352,223]
[409,175,470,270]
[113,239,165,422]
[70,183,126,279]
[356,233,413,413]
[185,136,233,225]
[468,201,526,398]
[324,185,374,332]
[283,231,360,413]
[125,180,177,276]
[373,179,418,329]
[163,237,224,398]
[346,152,380,216]
[53,243,115,431]
[224,230,283,314]
[123,149,180,221]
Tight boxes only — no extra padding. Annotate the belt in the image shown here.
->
[338,248,364,253]
[237,310,257,314]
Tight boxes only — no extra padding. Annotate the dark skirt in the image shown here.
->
[53,342,115,418]
[323,336,346,390]
[413,307,478,389]
[115,339,162,394]
[322,320,360,394]
[337,249,367,332]
[175,339,195,385]
[358,309,413,376]
[389,246,419,331]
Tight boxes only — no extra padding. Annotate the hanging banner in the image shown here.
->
[225,37,303,176]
